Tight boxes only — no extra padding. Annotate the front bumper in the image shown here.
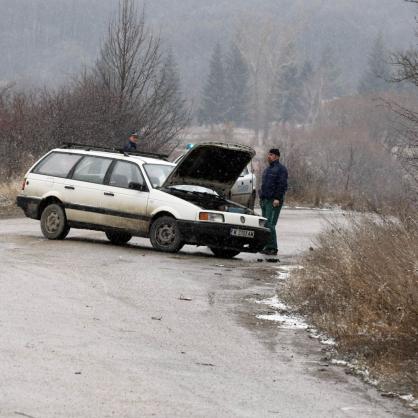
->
[16,196,41,219]
[177,220,270,253]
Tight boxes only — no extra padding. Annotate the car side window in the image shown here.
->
[109,161,145,189]
[241,167,249,177]
[72,156,112,184]
[32,152,82,178]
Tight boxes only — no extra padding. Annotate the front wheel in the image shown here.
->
[150,216,184,253]
[210,247,240,259]
[105,231,132,245]
[40,203,70,240]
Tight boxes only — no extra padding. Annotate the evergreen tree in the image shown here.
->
[273,43,306,124]
[198,43,227,125]
[224,43,250,126]
[358,33,391,94]
[154,49,189,139]
[318,47,342,99]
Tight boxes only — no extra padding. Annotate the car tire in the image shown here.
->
[40,203,70,240]
[105,231,132,245]
[150,216,184,253]
[210,247,240,259]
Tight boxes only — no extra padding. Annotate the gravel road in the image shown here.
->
[0,209,414,418]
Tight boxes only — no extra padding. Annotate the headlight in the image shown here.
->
[259,218,267,227]
[199,212,225,223]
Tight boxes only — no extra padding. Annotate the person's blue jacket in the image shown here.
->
[123,141,137,152]
[259,160,288,201]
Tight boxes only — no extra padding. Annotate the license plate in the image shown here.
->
[230,228,255,238]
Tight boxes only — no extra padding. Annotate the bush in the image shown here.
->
[284,214,418,394]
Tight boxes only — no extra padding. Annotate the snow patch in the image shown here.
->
[320,338,337,346]
[400,394,414,402]
[256,295,308,329]
[256,295,287,311]
[331,359,348,366]
[257,312,308,329]
[331,359,378,386]
[274,265,302,281]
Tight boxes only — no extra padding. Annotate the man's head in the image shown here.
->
[129,131,139,143]
[267,148,280,163]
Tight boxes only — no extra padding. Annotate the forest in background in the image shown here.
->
[0,0,415,98]
[0,0,417,214]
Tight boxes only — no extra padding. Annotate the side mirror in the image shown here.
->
[129,182,147,192]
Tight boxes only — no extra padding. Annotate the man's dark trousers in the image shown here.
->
[260,198,283,251]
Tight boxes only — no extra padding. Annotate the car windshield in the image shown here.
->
[144,164,174,188]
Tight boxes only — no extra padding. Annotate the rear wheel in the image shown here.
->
[40,203,70,240]
[150,216,184,253]
[105,231,132,245]
[210,247,240,259]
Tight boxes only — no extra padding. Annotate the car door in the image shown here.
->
[101,160,150,234]
[230,166,254,207]
[62,155,113,226]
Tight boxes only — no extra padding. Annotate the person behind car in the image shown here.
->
[123,131,139,152]
[259,148,288,256]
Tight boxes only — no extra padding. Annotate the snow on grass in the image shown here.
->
[274,264,303,281]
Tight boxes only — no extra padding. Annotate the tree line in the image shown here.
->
[198,31,404,137]
[0,0,189,178]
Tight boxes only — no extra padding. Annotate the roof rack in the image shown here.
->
[60,142,169,160]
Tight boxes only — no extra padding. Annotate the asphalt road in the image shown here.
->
[0,209,414,418]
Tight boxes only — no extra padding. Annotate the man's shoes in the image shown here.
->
[260,248,278,256]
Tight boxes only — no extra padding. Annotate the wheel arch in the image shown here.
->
[38,195,64,219]
[149,210,177,232]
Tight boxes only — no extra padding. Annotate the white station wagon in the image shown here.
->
[17,142,270,258]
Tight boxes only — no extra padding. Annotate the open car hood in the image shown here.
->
[163,142,255,196]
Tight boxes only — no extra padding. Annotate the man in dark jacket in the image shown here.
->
[123,131,139,152]
[259,148,288,256]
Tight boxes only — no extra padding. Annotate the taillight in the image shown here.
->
[21,178,26,190]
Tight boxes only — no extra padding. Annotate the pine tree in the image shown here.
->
[198,43,227,125]
[273,43,306,124]
[318,47,342,99]
[161,48,184,111]
[224,43,250,126]
[358,33,391,94]
[154,48,189,138]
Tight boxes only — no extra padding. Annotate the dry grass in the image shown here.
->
[284,214,418,395]
[0,180,20,217]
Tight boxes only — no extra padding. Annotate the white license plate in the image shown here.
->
[230,228,255,238]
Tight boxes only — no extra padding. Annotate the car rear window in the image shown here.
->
[32,152,82,178]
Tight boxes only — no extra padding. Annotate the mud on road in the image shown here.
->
[0,210,415,418]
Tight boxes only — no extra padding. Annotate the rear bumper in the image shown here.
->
[16,196,41,219]
[177,220,270,253]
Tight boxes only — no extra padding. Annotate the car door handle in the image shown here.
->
[104,192,114,197]
[65,186,75,190]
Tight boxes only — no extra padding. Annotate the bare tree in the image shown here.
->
[387,0,418,183]
[94,0,189,150]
